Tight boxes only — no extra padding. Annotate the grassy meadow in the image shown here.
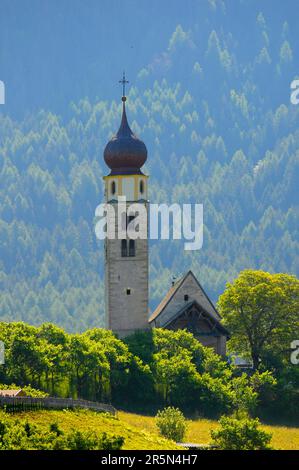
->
[119,411,299,450]
[0,408,298,450]
[0,409,179,450]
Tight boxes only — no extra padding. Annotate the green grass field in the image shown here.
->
[119,411,299,450]
[0,409,180,450]
[1,408,298,450]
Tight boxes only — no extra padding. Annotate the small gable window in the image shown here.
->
[126,288,131,296]
[184,294,189,302]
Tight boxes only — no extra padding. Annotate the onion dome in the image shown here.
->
[104,96,147,175]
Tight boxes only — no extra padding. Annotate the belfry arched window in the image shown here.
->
[129,239,135,257]
[111,181,116,195]
[139,180,144,195]
[121,239,127,257]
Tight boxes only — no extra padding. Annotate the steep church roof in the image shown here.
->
[149,270,221,325]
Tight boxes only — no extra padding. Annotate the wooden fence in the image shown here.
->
[0,396,117,416]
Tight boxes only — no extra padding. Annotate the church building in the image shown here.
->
[103,79,229,356]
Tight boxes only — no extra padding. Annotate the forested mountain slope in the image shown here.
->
[0,1,298,330]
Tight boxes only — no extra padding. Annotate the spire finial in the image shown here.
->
[119,71,129,101]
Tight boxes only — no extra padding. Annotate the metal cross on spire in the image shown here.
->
[119,71,129,97]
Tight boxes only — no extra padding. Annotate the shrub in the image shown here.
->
[230,374,258,414]
[66,429,101,450]
[0,415,124,450]
[100,431,125,450]
[155,406,187,442]
[197,373,234,416]
[211,412,272,450]
[49,421,63,436]
[67,429,124,450]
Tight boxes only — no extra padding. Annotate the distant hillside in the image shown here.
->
[0,0,298,329]
[1,0,298,117]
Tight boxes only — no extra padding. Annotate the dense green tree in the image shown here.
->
[219,270,299,369]
[0,321,293,418]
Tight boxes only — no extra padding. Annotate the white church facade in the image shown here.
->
[102,85,229,356]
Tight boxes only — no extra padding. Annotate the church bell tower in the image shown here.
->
[103,74,149,337]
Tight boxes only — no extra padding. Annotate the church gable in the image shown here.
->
[164,300,229,336]
[166,300,229,355]
[149,271,228,355]
[149,270,221,328]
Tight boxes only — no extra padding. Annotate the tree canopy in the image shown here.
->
[219,270,299,369]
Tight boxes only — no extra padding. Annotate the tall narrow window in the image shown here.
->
[129,239,135,257]
[139,180,144,195]
[121,239,127,257]
[111,181,116,195]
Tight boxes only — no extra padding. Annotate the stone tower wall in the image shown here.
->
[105,198,149,337]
